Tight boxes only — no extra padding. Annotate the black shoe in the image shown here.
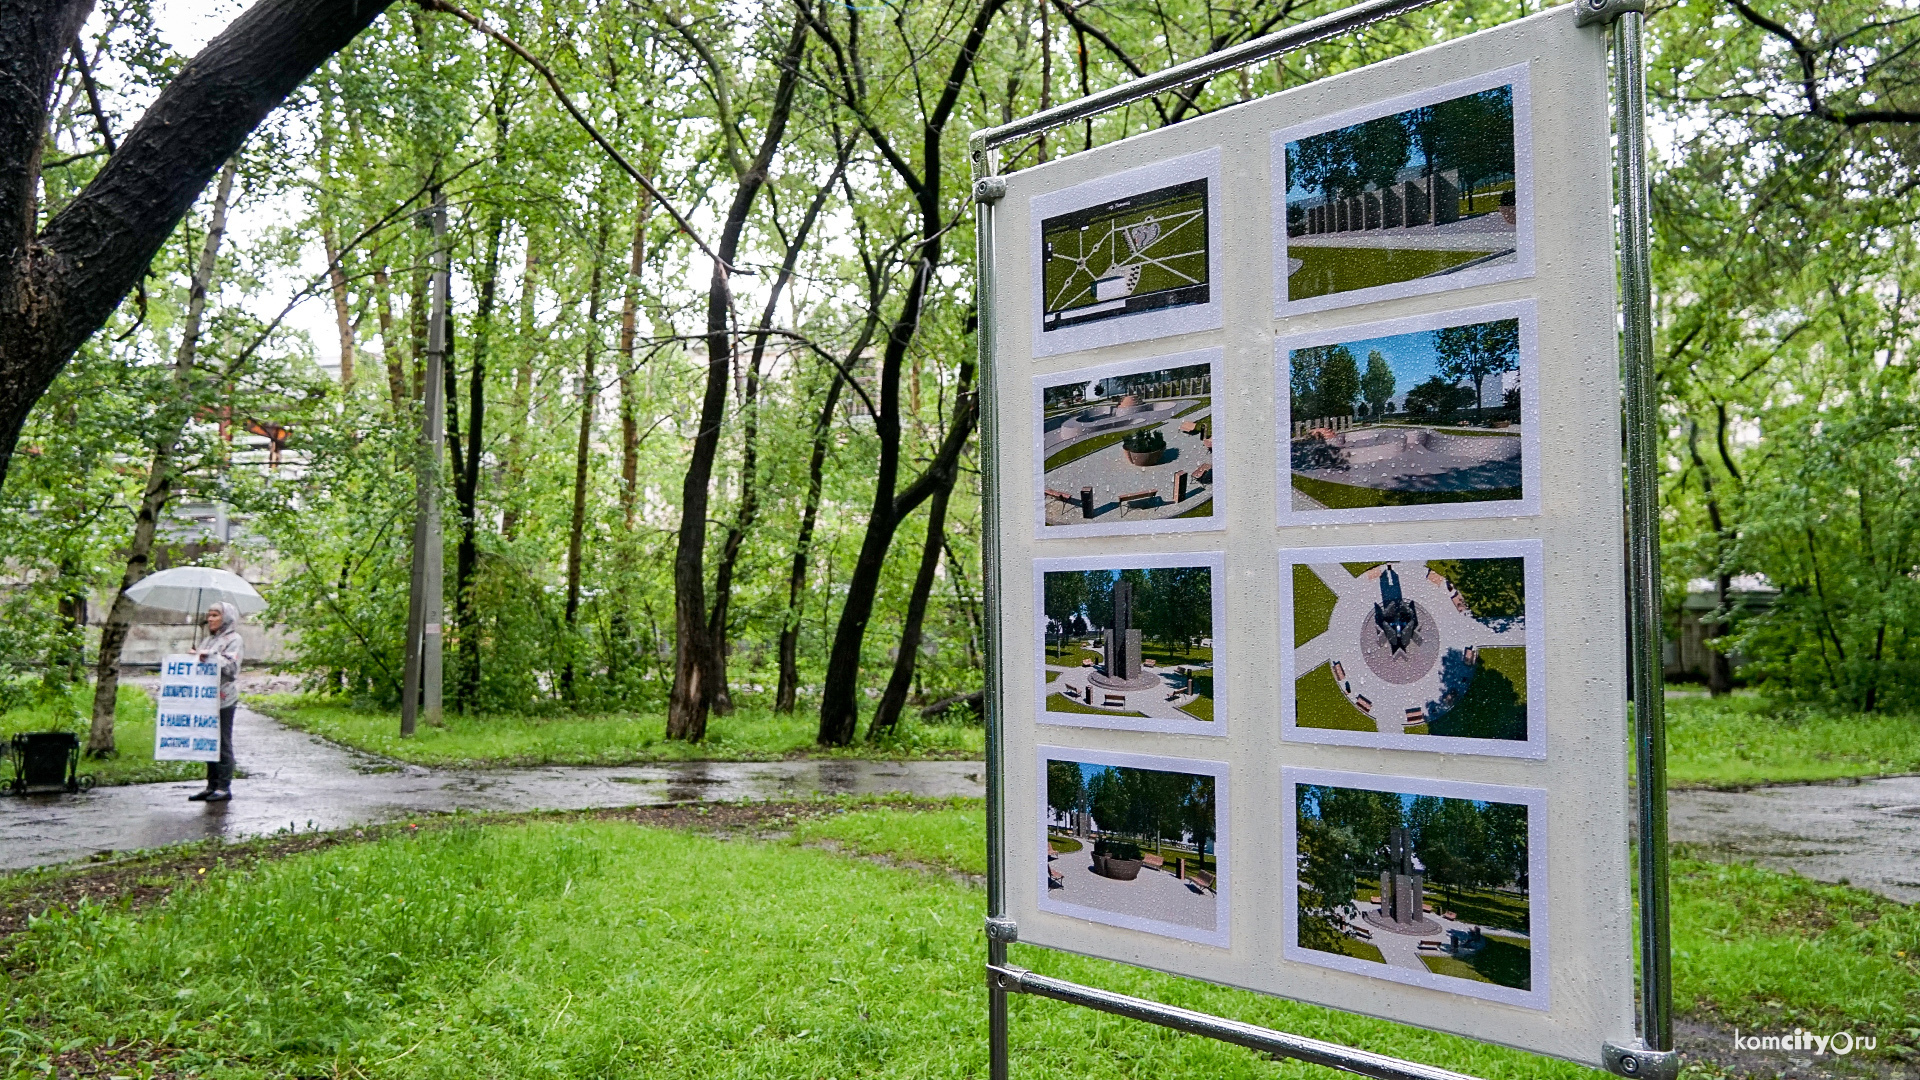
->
[203,790,231,803]
[188,789,213,802]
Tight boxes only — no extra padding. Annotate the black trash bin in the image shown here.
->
[5,731,94,795]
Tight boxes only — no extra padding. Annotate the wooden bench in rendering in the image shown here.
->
[1404,707,1426,726]
[1354,695,1373,714]
[1142,854,1164,869]
[1418,939,1445,951]
[1118,488,1158,507]
[1044,488,1076,504]
[1103,694,1127,708]
[1331,660,1346,681]
[1049,865,1064,887]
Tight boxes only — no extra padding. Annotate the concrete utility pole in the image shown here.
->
[401,191,449,735]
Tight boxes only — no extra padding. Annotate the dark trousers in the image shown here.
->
[204,705,236,790]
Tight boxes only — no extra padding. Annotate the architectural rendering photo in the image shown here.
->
[1044,755,1222,939]
[1040,357,1215,530]
[1284,314,1528,515]
[1041,563,1217,728]
[1292,779,1536,998]
[1289,553,1532,747]
[1279,77,1525,306]
[1041,177,1210,333]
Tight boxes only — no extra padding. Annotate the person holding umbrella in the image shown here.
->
[188,601,244,802]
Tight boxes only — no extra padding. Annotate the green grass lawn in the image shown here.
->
[255,695,982,767]
[1419,934,1531,991]
[1294,661,1375,731]
[1140,642,1212,666]
[1044,422,1163,471]
[0,684,200,787]
[1173,399,1211,418]
[1,810,1604,1080]
[1043,644,1101,668]
[1292,564,1338,647]
[1171,498,1214,518]
[5,806,1918,1075]
[1666,691,1920,788]
[1293,472,1521,510]
[1287,244,1495,300]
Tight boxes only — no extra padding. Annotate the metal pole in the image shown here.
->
[400,191,449,737]
[990,967,1486,1080]
[974,0,1450,152]
[1613,8,1672,1055]
[422,196,448,729]
[971,131,1012,1080]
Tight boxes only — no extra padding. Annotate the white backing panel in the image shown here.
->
[984,6,1628,1066]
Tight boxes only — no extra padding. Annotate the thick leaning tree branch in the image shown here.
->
[0,0,401,485]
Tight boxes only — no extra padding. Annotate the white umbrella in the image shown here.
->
[124,566,267,617]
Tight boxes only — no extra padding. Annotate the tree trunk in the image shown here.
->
[705,150,848,715]
[0,0,400,490]
[868,477,953,739]
[617,191,649,527]
[666,19,809,742]
[450,213,502,710]
[500,244,537,540]
[804,0,1004,745]
[373,264,409,414]
[816,346,977,746]
[87,161,236,755]
[561,216,610,700]
[775,372,846,714]
[322,225,355,388]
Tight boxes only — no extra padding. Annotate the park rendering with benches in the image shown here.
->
[1041,362,1216,526]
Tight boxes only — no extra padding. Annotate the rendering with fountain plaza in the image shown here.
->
[1041,365,1214,524]
[1292,559,1527,741]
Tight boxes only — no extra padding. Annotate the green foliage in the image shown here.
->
[1292,565,1339,647]
[256,695,981,766]
[1428,558,1524,620]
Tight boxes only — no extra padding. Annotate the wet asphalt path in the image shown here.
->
[1669,776,1920,903]
[9,701,1920,900]
[0,702,985,872]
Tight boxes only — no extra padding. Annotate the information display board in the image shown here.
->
[154,653,223,762]
[983,8,1632,1066]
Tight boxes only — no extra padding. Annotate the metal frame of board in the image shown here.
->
[968,0,1673,1077]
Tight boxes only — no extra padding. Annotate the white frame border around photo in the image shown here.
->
[1270,64,1535,317]
[1033,551,1227,736]
[1281,766,1549,1011]
[1039,745,1232,948]
[1033,347,1225,539]
[1030,147,1226,358]
[1276,300,1541,526]
[1280,539,1547,759]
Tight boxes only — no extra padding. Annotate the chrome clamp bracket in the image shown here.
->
[1603,1041,1680,1080]
[985,916,1020,943]
[974,177,1008,204]
[1576,0,1645,27]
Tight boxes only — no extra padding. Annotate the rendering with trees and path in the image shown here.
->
[1293,779,1535,997]
[1044,755,1221,937]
